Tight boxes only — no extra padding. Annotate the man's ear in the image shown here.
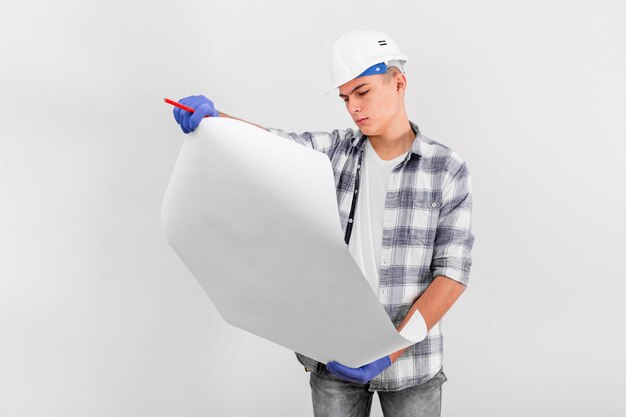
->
[396,73,407,94]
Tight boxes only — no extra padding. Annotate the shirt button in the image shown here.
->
[348,218,353,223]
[431,202,437,207]
[382,259,388,265]
[354,189,358,194]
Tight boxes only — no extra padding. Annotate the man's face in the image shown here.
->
[338,72,404,136]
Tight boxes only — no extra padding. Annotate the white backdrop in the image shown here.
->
[1,1,625,416]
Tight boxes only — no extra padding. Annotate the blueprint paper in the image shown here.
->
[161,118,420,367]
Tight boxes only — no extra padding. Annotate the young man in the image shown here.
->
[172,30,474,417]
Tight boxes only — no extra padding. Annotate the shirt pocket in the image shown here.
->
[409,197,441,245]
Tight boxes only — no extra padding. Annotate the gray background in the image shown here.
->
[1,0,625,416]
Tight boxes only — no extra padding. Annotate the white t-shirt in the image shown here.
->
[348,140,408,292]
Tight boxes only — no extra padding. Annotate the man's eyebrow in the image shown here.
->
[338,83,369,98]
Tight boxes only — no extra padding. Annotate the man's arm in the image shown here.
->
[172,95,268,133]
[326,275,465,383]
[218,111,268,131]
[389,275,465,362]
[391,155,473,362]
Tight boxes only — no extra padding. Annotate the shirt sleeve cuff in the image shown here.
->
[431,266,469,287]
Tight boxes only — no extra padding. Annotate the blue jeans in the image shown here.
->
[309,369,447,417]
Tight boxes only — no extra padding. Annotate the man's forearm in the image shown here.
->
[389,275,466,362]
[218,111,267,131]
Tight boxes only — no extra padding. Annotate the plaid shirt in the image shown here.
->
[268,121,474,391]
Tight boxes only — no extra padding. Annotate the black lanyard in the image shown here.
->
[343,150,365,246]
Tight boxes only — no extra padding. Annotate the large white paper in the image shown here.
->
[161,118,420,367]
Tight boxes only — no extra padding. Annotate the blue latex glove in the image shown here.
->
[326,356,392,384]
[173,95,219,133]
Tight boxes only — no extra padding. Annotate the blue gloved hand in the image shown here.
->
[173,95,219,133]
[326,356,392,384]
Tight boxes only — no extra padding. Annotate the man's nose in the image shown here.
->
[348,101,361,114]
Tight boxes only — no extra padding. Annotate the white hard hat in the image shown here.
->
[326,30,408,95]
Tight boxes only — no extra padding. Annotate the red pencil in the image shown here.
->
[164,98,212,117]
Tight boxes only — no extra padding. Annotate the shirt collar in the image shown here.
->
[351,121,423,158]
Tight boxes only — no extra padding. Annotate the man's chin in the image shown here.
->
[356,125,375,135]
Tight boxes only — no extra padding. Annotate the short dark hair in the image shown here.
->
[383,66,403,83]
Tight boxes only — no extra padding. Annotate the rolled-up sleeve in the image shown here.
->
[266,128,350,159]
[431,155,474,286]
